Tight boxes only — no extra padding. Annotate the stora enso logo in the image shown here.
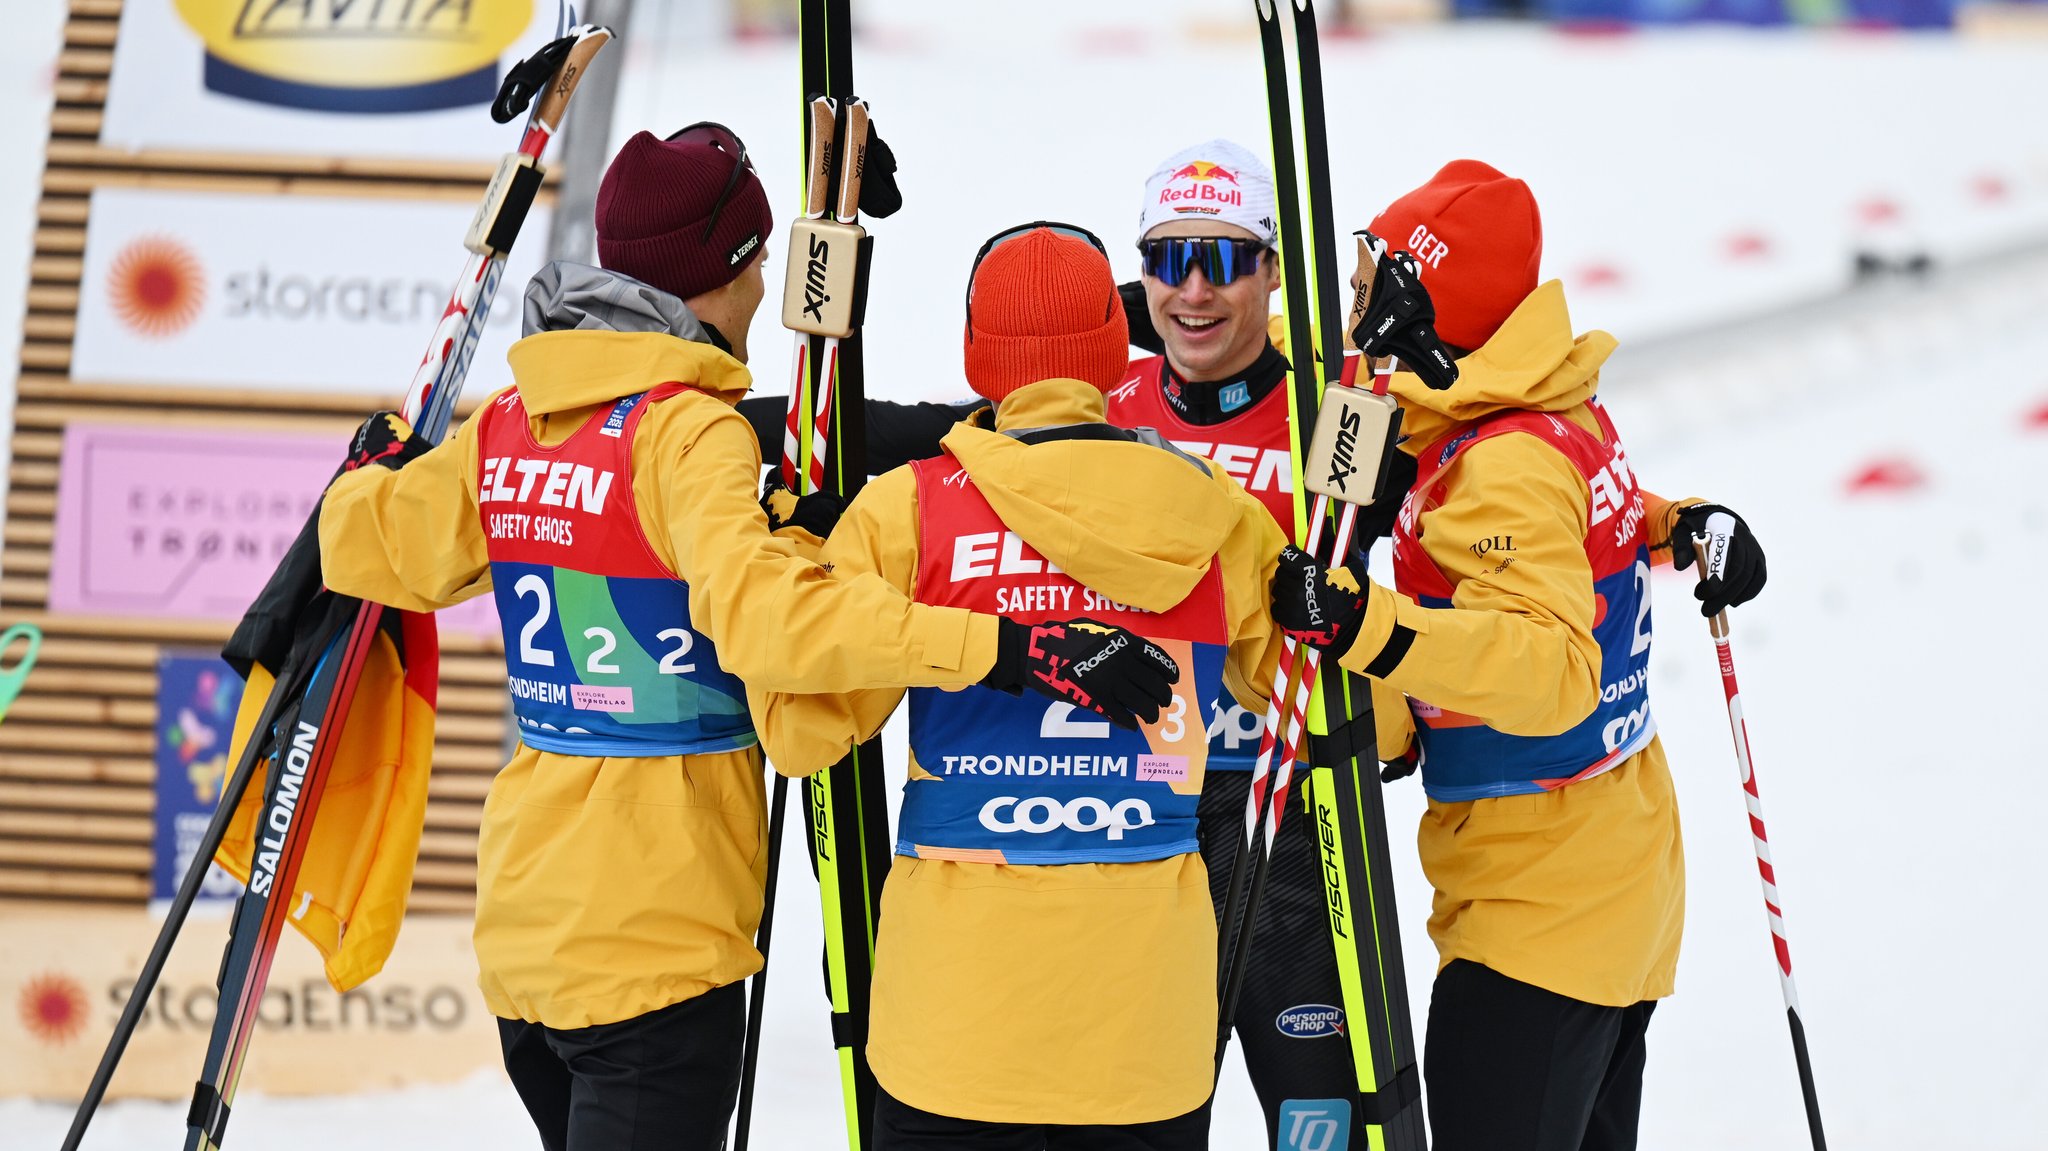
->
[173,0,533,113]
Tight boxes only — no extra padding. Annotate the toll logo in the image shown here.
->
[173,0,534,114]
[107,236,207,339]
[18,972,91,1046]
[1275,1003,1345,1039]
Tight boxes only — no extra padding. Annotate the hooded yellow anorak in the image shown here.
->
[318,315,997,1030]
[749,378,1288,1125]
[1334,282,1699,1008]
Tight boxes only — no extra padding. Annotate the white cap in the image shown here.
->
[1138,139,1278,247]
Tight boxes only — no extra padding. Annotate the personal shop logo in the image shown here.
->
[1275,1003,1345,1039]
[106,235,207,339]
[172,0,533,114]
[18,972,91,1046]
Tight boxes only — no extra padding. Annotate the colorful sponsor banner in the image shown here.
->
[0,909,498,1099]
[72,187,547,397]
[49,422,498,636]
[152,653,246,907]
[101,0,554,160]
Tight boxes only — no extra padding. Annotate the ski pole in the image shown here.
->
[59,640,307,1151]
[1693,515,1827,1151]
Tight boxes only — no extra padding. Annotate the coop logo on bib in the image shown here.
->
[977,795,1155,842]
[173,0,533,113]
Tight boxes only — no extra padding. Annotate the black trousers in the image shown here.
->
[1199,771,1363,1150]
[1425,960,1656,1151]
[498,981,746,1151]
[875,1086,1211,1150]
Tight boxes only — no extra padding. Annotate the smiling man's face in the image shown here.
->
[1140,220,1279,382]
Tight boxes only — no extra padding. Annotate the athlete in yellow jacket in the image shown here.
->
[1271,162,1768,1151]
[316,135,1164,1151]
[751,226,1289,1146]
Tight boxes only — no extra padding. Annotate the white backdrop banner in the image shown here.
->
[100,0,557,162]
[72,187,549,398]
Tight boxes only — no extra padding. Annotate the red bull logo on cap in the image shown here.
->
[1160,160,1244,212]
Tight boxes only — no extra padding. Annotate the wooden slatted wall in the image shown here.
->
[1,0,534,913]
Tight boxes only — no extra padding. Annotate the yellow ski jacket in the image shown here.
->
[1335,281,1698,1007]
[317,325,998,1029]
[749,378,1288,1125]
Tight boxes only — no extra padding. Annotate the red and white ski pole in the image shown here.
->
[1694,513,1827,1151]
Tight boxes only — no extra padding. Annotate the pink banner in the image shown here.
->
[49,423,498,637]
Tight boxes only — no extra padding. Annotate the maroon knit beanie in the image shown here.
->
[962,229,1130,404]
[595,130,773,302]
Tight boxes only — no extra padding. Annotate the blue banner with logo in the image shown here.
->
[152,653,248,905]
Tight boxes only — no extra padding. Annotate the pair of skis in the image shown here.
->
[740,3,893,1149]
[57,22,613,1151]
[1214,2,1427,1148]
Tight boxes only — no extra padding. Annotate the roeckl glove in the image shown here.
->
[759,470,845,540]
[341,411,430,474]
[982,617,1180,731]
[1668,503,1767,617]
[1270,544,1371,658]
[1350,236,1459,391]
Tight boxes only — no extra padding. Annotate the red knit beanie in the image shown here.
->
[1367,160,1542,351]
[595,130,773,302]
[963,228,1130,404]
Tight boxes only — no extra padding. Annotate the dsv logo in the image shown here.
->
[978,796,1154,841]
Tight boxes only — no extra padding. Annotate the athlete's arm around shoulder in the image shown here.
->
[1339,432,1603,737]
[745,465,925,778]
[1211,465,1287,714]
[639,395,996,694]
[318,406,491,612]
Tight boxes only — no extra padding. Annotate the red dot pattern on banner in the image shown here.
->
[107,235,206,339]
[18,972,90,1046]
[2025,399,2048,430]
[1845,456,1928,495]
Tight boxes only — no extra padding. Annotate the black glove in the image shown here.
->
[341,411,430,474]
[859,125,903,219]
[1270,544,1370,658]
[1354,448,1417,546]
[1119,280,1165,354]
[1351,235,1459,391]
[1669,504,1767,617]
[982,617,1179,731]
[760,470,845,539]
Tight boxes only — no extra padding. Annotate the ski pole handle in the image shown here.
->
[528,26,615,136]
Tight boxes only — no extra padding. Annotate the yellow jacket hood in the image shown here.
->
[1388,279,1618,451]
[507,329,751,415]
[505,260,752,416]
[941,378,1237,613]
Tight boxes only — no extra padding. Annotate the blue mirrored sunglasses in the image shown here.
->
[1138,236,1269,288]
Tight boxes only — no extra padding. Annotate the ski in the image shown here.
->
[785,4,891,1147]
[170,25,613,1151]
[1217,2,1426,1146]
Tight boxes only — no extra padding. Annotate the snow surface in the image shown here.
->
[7,2,2048,1146]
